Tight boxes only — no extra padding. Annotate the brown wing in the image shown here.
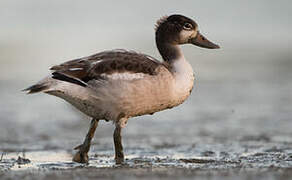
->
[50,50,164,86]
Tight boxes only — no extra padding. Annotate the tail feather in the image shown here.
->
[23,83,49,94]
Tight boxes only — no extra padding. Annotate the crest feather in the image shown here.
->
[155,15,168,31]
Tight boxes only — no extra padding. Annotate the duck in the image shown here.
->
[24,14,219,164]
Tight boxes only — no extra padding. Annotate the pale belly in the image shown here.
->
[88,71,193,120]
[87,72,179,120]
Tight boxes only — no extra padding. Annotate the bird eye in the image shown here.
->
[183,23,193,30]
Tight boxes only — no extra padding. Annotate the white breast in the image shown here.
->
[171,56,195,100]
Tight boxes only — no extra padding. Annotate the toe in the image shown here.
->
[73,151,89,164]
[115,158,125,165]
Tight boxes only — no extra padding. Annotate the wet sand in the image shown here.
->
[1,142,292,180]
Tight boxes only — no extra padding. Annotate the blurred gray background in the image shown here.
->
[0,0,292,159]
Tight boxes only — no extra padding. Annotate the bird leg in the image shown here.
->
[73,118,99,164]
[113,120,127,164]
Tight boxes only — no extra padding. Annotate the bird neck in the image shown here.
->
[155,29,184,64]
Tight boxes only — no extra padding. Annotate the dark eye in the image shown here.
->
[183,23,193,30]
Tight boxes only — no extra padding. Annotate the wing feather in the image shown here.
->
[50,50,165,86]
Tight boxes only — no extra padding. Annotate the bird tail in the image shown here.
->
[22,83,49,94]
[22,76,54,94]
